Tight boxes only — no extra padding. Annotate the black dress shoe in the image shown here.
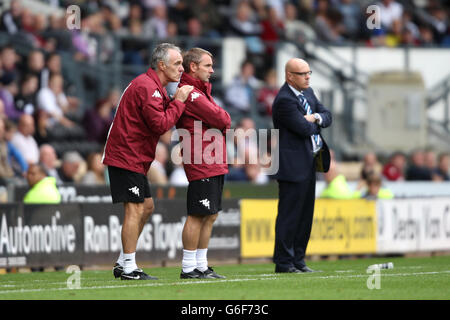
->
[275,266,302,273]
[297,266,320,273]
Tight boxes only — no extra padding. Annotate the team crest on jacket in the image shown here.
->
[152,90,162,98]
[191,92,201,102]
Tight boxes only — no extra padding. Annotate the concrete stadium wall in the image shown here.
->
[274,44,450,122]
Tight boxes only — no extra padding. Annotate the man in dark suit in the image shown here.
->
[272,58,332,273]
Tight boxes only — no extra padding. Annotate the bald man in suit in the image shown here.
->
[272,58,332,273]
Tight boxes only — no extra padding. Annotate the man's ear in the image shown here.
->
[189,61,197,73]
[158,60,166,71]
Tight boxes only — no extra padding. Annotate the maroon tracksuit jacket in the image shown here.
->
[176,73,231,181]
[102,68,185,174]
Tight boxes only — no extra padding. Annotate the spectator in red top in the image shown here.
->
[382,151,406,181]
[177,47,230,279]
[260,5,285,56]
[257,68,279,117]
[103,43,193,281]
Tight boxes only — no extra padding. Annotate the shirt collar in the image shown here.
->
[180,72,211,95]
[288,84,303,97]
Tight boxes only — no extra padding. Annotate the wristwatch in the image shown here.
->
[313,113,320,123]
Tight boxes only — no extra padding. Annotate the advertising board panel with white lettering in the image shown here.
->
[376,198,450,253]
[0,200,240,268]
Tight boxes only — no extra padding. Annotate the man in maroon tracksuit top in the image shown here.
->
[102,43,193,280]
[176,48,231,279]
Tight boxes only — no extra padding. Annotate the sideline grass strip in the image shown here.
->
[0,255,448,300]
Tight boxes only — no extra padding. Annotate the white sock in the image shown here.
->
[116,249,124,266]
[196,248,208,272]
[123,252,138,274]
[182,249,197,273]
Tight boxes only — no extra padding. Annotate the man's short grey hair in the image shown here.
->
[150,43,181,70]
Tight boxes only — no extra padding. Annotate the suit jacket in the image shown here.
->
[272,83,332,182]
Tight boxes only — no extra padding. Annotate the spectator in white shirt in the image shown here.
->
[377,0,403,31]
[36,73,75,128]
[225,60,262,114]
[169,163,189,186]
[143,5,168,38]
[10,114,39,164]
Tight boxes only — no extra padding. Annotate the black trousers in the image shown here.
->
[273,176,316,269]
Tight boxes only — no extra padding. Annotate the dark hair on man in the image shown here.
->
[20,73,38,87]
[0,45,14,53]
[438,152,449,162]
[240,59,254,70]
[182,48,212,73]
[32,163,49,177]
[366,173,382,186]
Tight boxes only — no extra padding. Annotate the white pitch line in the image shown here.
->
[306,270,450,280]
[0,270,448,295]
[0,277,278,295]
[0,274,280,288]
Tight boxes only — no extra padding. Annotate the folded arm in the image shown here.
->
[273,97,320,138]
[139,86,186,135]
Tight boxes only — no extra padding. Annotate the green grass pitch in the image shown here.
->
[0,255,448,300]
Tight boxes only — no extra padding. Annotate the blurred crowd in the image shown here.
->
[1,0,449,67]
[0,0,449,203]
[3,0,448,47]
[319,148,450,200]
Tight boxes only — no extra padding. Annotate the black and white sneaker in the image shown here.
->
[180,268,205,279]
[120,269,158,280]
[202,267,226,279]
[113,263,124,278]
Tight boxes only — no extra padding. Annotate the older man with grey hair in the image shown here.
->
[103,43,193,280]
[58,150,83,183]
[39,144,62,184]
